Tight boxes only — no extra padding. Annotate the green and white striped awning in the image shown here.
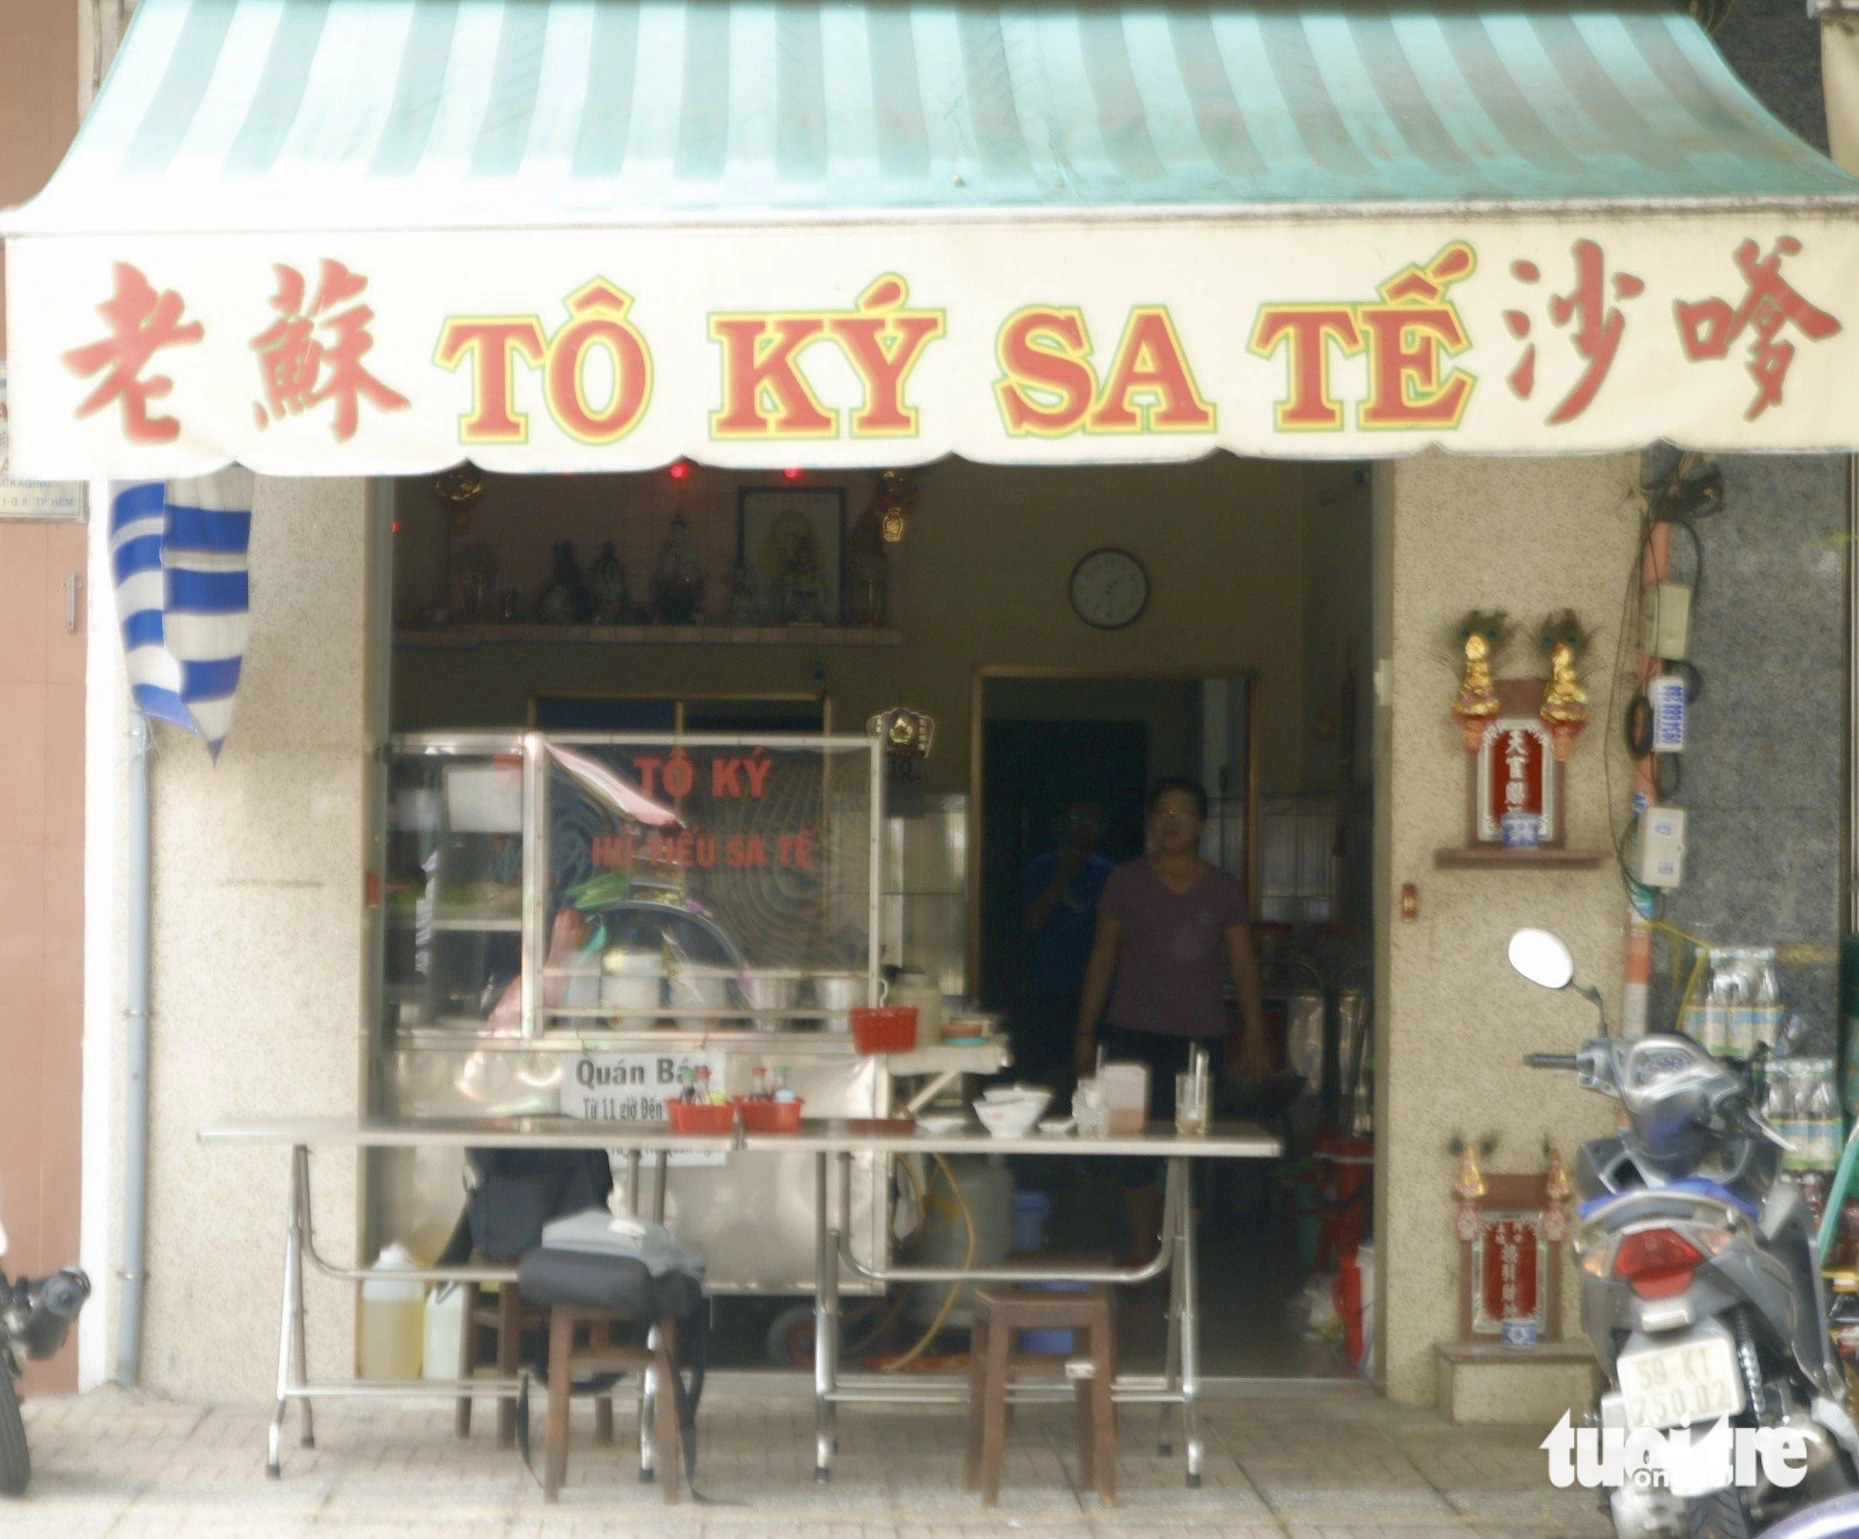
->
[7,0,1859,475]
[12,0,1855,230]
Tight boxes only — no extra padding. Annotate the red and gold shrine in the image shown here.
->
[1453,1148,1573,1343]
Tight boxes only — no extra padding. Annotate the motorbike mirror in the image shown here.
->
[1508,928,1576,992]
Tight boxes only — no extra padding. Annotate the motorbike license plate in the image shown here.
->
[1616,1337,1746,1431]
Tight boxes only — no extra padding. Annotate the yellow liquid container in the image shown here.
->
[357,1243,425,1381]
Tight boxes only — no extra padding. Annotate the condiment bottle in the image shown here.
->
[773,1064,795,1103]
[678,1066,697,1105]
[752,1064,769,1101]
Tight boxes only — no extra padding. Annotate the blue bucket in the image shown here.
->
[1017,1276,1088,1355]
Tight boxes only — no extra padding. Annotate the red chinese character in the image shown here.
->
[1503,241,1643,424]
[251,260,408,442]
[1676,238,1842,421]
[62,263,204,443]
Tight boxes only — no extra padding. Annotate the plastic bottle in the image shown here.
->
[1727,950,1757,1059]
[1806,1061,1842,1170]
[422,1281,466,1381]
[1754,948,1782,1053]
[773,1064,795,1103]
[358,1243,424,1380]
[678,1066,696,1105]
[1767,1062,1802,1169]
[1702,952,1730,1058]
[752,1064,769,1101]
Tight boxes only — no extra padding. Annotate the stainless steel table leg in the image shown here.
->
[268,1145,308,1478]
[1158,1170,1185,1457]
[1172,1157,1203,1487]
[638,1322,658,1482]
[292,1147,315,1450]
[813,1151,836,1482]
[637,1149,663,1482]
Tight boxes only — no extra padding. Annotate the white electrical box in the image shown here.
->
[1633,806,1688,888]
[1641,581,1693,661]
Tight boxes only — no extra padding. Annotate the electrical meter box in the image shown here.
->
[1633,806,1688,888]
[1641,582,1693,661]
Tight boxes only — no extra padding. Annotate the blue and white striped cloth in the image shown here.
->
[109,471,255,757]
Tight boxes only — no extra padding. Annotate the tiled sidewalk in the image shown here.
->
[10,1379,1610,1539]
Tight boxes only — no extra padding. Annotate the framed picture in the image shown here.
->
[738,487,846,625]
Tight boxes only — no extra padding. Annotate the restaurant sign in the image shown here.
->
[6,213,1857,477]
[562,1049,728,1168]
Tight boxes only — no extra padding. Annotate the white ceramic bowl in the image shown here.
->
[915,1113,967,1136]
[980,1083,1051,1105]
[975,1093,1051,1138]
[1037,1118,1076,1136]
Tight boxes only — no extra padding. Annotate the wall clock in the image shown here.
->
[1069,548,1148,630]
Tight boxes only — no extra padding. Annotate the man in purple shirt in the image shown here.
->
[1074,779,1270,1261]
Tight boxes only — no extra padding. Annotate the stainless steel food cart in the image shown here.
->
[374,730,1004,1292]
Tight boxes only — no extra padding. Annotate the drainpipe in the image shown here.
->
[115,709,152,1387]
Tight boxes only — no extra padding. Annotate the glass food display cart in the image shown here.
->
[370,729,922,1293]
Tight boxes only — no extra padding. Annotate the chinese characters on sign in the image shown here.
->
[1504,240,1645,423]
[1479,1216,1544,1330]
[251,260,409,441]
[1474,716,1558,845]
[43,232,1849,459]
[1676,238,1842,420]
[62,262,203,443]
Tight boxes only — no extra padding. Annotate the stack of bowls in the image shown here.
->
[974,1085,1053,1139]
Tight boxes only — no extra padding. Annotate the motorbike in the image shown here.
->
[0,1202,90,1496]
[1509,927,1859,1539]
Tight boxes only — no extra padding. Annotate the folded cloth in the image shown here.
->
[539,1208,706,1280]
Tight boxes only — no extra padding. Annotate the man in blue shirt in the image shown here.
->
[1018,801,1114,1092]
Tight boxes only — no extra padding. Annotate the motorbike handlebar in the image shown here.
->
[1523,1053,1581,1070]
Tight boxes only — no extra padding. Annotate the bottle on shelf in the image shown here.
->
[1753,947,1782,1053]
[1702,951,1730,1057]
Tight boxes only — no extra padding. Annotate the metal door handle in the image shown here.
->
[63,572,83,632]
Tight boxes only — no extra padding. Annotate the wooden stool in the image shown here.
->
[455,1280,621,1450]
[965,1284,1116,1507]
[455,1280,532,1447]
[542,1306,683,1504]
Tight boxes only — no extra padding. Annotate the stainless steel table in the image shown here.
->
[201,1113,1279,1486]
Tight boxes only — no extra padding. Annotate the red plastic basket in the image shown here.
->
[666,1100,736,1135]
[850,1005,918,1054]
[734,1097,804,1133]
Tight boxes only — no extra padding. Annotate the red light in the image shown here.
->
[783,467,803,481]
[390,521,401,534]
[1614,1228,1704,1299]
[669,460,690,481]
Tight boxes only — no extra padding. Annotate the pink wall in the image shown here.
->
[0,0,79,356]
[1,0,84,1394]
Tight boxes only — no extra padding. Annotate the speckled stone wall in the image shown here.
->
[1645,452,1848,1040]
[141,477,376,1400]
[1375,453,1639,1406]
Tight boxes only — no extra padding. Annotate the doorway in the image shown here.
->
[971,668,1348,1380]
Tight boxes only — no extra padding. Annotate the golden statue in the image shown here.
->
[1453,1144,1487,1204]
[1450,612,1507,752]
[1538,612,1589,763]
